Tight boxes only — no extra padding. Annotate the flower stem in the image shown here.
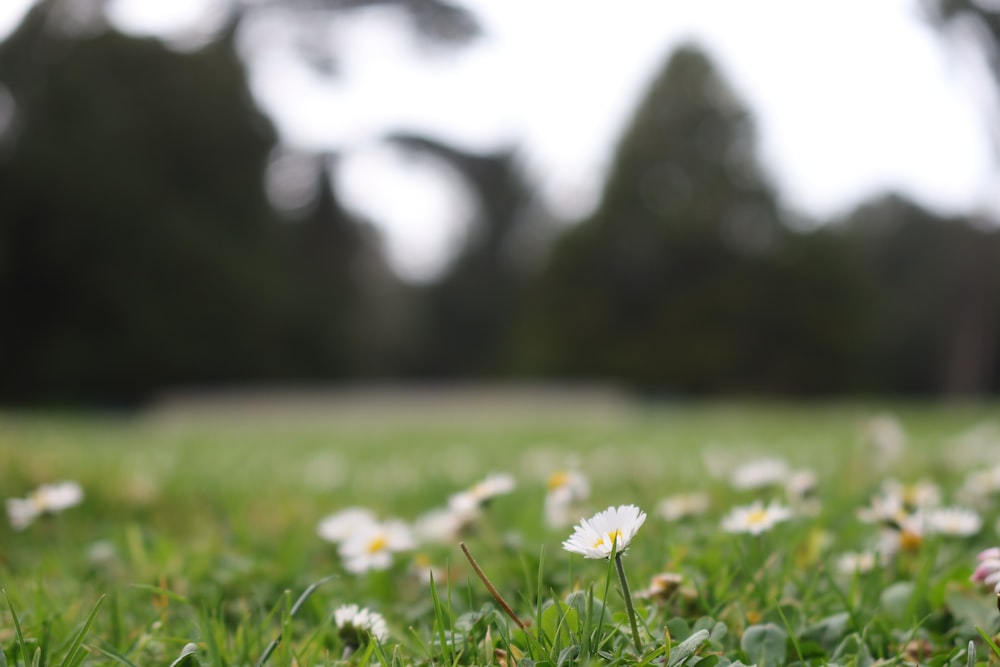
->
[614,552,643,653]
[460,542,528,630]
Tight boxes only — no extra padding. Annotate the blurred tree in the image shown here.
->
[385,134,536,376]
[288,153,406,376]
[836,194,1000,395]
[0,4,375,403]
[521,43,870,393]
[923,0,1000,394]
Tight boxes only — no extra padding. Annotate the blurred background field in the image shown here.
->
[3,397,997,539]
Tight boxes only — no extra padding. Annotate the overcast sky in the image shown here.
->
[1,0,994,280]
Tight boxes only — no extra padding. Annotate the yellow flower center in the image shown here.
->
[547,472,569,490]
[367,535,388,554]
[593,529,622,548]
[746,509,769,526]
[900,529,922,552]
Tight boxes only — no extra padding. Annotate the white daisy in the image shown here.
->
[729,458,790,490]
[317,507,378,544]
[545,470,589,506]
[925,506,982,537]
[856,491,907,526]
[881,478,941,511]
[449,473,516,513]
[410,553,448,585]
[6,481,84,530]
[339,519,415,574]
[414,505,477,543]
[562,504,646,559]
[334,603,388,645]
[544,470,590,528]
[721,501,793,535]
[877,511,926,556]
[656,493,710,521]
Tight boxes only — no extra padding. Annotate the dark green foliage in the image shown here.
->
[520,44,869,394]
[0,4,383,403]
[830,194,1000,395]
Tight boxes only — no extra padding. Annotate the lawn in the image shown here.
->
[1,398,999,667]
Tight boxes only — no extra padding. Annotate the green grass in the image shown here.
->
[1,399,1000,667]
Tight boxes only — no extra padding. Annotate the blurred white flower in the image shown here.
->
[6,481,84,530]
[449,473,516,513]
[334,603,388,646]
[785,469,817,501]
[925,506,982,537]
[881,478,940,511]
[414,505,477,543]
[546,470,589,506]
[856,491,907,526]
[957,464,1000,506]
[836,550,877,575]
[729,458,790,490]
[862,413,907,466]
[544,469,590,528]
[410,553,448,585]
[339,519,415,574]
[656,493,710,521]
[721,501,793,535]
[562,504,646,559]
[876,512,925,556]
[637,572,685,600]
[317,507,378,544]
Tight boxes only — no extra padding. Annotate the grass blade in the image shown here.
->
[89,644,141,667]
[255,576,335,667]
[56,594,106,667]
[976,626,1000,660]
[3,590,30,667]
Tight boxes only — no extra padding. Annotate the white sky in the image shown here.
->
[0,0,995,281]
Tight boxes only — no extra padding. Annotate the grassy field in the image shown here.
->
[2,398,1000,667]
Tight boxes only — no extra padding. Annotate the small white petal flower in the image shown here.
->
[876,511,926,556]
[6,498,39,531]
[729,458,790,490]
[414,505,477,543]
[925,506,982,537]
[881,478,940,510]
[544,470,590,528]
[656,493,710,521]
[449,473,516,513]
[410,553,448,585]
[339,519,415,574]
[334,603,388,645]
[721,501,793,535]
[545,470,590,505]
[562,504,646,559]
[317,507,378,544]
[39,481,84,511]
[6,481,84,530]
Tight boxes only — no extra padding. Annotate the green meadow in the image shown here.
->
[2,399,1000,667]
